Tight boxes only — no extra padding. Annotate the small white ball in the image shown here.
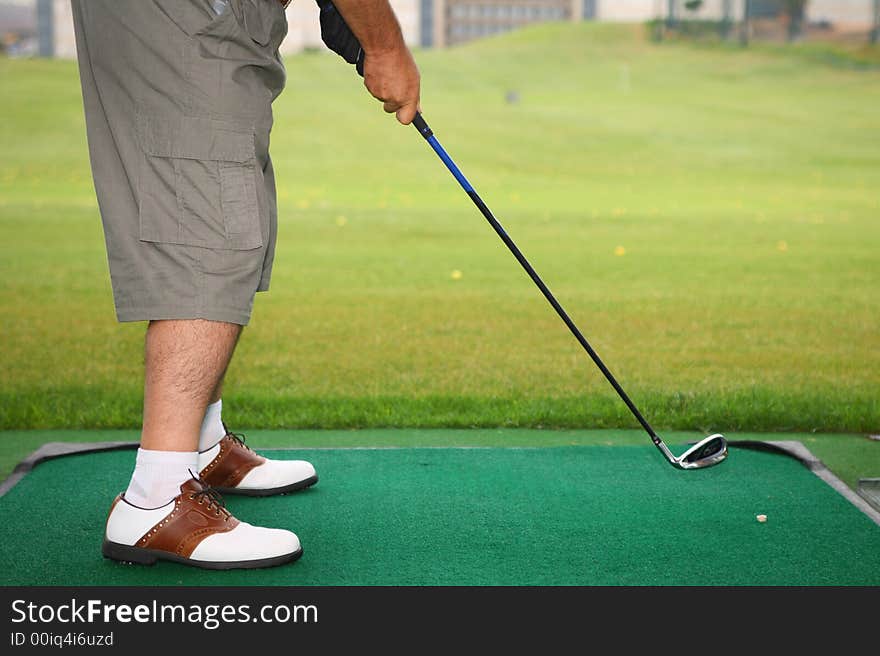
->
[756,514,767,523]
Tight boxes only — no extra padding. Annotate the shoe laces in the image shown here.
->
[186,471,231,519]
[223,423,254,453]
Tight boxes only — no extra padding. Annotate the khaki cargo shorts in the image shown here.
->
[72,0,288,325]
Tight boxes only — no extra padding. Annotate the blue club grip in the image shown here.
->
[412,113,474,194]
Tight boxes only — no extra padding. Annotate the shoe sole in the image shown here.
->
[212,474,319,497]
[102,540,303,570]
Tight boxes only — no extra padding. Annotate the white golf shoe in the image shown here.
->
[102,478,302,569]
[197,427,318,496]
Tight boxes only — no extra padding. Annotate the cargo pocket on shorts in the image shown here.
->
[135,111,263,251]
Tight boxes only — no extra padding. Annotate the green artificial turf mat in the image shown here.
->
[0,445,877,585]
[2,429,876,492]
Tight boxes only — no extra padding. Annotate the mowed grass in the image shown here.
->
[0,23,878,440]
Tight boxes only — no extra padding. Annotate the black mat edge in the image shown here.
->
[0,441,138,497]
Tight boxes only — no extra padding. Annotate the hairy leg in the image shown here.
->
[209,378,224,406]
[141,319,242,452]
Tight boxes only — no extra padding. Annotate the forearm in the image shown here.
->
[331,0,406,54]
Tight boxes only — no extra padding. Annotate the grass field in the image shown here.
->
[1,24,878,444]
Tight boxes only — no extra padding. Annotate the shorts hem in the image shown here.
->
[115,305,252,326]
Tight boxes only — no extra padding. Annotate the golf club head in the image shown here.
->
[674,434,728,470]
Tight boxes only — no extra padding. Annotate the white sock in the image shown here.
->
[199,399,226,452]
[124,448,199,509]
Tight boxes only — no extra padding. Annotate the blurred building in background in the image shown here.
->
[427,0,579,47]
[0,0,36,55]
[2,0,877,58]
[657,0,878,42]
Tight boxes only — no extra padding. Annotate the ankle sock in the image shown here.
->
[199,399,226,452]
[124,448,199,508]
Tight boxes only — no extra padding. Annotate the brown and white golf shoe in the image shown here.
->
[102,478,302,570]
[198,427,318,496]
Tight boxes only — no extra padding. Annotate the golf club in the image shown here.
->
[317,0,728,470]
[410,114,726,470]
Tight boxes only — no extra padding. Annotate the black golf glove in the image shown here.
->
[315,0,365,77]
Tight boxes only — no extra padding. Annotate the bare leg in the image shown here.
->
[209,378,224,406]
[141,319,242,452]
[107,319,302,568]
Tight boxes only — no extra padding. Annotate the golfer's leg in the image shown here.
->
[122,320,241,508]
[209,380,224,407]
[107,318,301,568]
[74,2,302,568]
[142,319,241,452]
